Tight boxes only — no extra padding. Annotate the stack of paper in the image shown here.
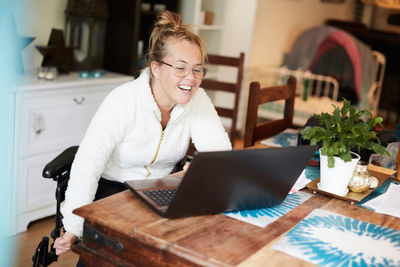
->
[289,169,311,194]
[363,183,400,218]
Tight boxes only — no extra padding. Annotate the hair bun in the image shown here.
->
[155,10,182,31]
[147,10,206,69]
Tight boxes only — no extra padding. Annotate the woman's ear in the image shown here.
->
[150,61,160,79]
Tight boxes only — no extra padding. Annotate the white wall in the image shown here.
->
[249,0,355,68]
[14,0,68,71]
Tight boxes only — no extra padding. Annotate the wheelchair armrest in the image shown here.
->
[42,146,79,179]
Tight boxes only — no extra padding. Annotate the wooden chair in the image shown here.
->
[244,76,297,148]
[186,52,244,155]
[201,52,245,143]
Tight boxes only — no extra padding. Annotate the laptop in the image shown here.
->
[124,145,318,218]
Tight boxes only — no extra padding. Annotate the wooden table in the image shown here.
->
[72,185,400,266]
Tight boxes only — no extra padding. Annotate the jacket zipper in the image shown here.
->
[145,115,164,177]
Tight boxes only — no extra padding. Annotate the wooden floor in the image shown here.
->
[13,216,79,267]
[13,138,244,267]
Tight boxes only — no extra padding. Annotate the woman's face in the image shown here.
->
[151,38,204,109]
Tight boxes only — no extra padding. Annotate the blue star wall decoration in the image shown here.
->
[0,11,35,74]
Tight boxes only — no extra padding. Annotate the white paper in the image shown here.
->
[289,169,311,194]
[362,191,387,210]
[375,183,400,218]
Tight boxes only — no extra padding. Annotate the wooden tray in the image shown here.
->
[306,164,397,204]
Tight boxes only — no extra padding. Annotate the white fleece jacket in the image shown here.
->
[61,68,232,237]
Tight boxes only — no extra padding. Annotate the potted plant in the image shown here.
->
[300,99,389,196]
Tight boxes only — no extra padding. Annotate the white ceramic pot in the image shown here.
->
[318,149,360,196]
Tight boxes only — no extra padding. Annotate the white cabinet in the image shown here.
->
[13,72,132,233]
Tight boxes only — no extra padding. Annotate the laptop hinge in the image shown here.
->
[83,222,124,253]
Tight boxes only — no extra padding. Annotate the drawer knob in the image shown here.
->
[32,113,45,136]
[73,97,86,104]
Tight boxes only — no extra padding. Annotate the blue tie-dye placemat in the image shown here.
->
[261,128,299,147]
[223,191,312,228]
[272,208,400,267]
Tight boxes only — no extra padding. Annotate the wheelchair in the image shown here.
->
[32,146,78,267]
[32,146,188,266]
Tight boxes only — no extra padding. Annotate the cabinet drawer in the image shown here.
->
[17,85,113,157]
[17,151,60,214]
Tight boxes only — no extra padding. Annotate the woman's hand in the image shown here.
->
[183,161,190,172]
[53,232,78,255]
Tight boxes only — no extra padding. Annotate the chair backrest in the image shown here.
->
[201,52,245,143]
[244,76,297,148]
[368,50,386,117]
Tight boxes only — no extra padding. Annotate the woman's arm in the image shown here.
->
[60,85,133,240]
[190,88,232,152]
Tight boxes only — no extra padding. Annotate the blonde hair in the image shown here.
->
[147,11,207,70]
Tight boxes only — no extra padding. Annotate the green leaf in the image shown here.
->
[342,151,352,162]
[328,155,335,168]
[375,117,383,123]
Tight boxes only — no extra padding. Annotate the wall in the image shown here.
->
[15,0,355,74]
[249,0,355,69]
[14,0,68,71]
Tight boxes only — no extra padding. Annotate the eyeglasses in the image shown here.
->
[158,61,207,79]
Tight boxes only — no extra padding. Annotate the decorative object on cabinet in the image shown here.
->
[12,71,132,234]
[103,0,179,77]
[78,69,106,79]
[65,0,108,71]
[0,12,35,74]
[35,29,73,74]
[37,66,58,80]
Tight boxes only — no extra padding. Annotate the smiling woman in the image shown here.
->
[53,10,231,267]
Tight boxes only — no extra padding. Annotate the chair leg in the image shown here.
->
[32,237,49,267]
[32,237,59,267]
[32,174,67,266]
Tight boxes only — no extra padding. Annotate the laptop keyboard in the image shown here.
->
[143,189,177,206]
